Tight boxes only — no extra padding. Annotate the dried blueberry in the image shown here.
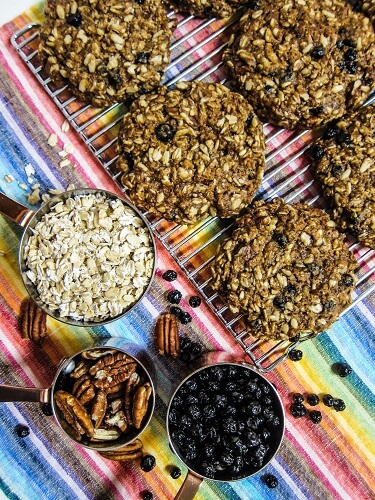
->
[333,362,352,377]
[179,351,191,363]
[155,123,176,142]
[345,61,358,74]
[170,306,182,318]
[212,393,228,409]
[290,403,307,418]
[222,416,238,434]
[310,106,324,116]
[185,378,198,392]
[292,393,304,404]
[170,466,181,479]
[265,85,274,92]
[162,270,177,281]
[309,145,325,160]
[309,410,322,424]
[187,404,201,420]
[344,48,357,61]
[142,492,153,500]
[189,342,202,357]
[135,52,150,64]
[306,394,320,406]
[331,164,343,177]
[336,39,345,50]
[201,462,216,478]
[336,132,351,146]
[248,0,260,9]
[341,274,354,287]
[141,455,156,472]
[289,349,303,361]
[107,71,123,89]
[189,296,201,308]
[262,473,278,488]
[285,284,297,296]
[15,424,30,438]
[323,123,339,139]
[186,394,199,406]
[322,394,335,407]
[273,295,286,310]
[66,12,82,27]
[167,290,182,304]
[180,311,192,325]
[324,299,336,311]
[203,404,216,419]
[333,398,346,411]
[311,46,325,59]
[41,403,53,416]
[272,231,288,248]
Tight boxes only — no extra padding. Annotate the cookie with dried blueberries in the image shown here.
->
[310,104,375,249]
[117,81,265,225]
[223,0,375,129]
[39,0,175,107]
[210,197,357,340]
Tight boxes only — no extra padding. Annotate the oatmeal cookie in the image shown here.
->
[210,198,357,340]
[309,104,375,249]
[223,0,375,130]
[117,81,265,225]
[168,0,246,19]
[39,0,175,107]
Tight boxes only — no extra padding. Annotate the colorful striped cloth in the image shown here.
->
[0,2,374,499]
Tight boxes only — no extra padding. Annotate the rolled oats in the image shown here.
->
[23,192,154,323]
[210,197,357,340]
[223,0,375,129]
[117,81,265,225]
[39,0,176,107]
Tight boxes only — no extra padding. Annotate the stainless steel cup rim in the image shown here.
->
[17,187,156,327]
[166,360,285,483]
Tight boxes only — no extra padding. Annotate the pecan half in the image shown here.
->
[89,353,135,376]
[81,348,118,360]
[54,390,94,438]
[98,439,143,461]
[70,360,90,379]
[132,382,152,429]
[91,390,107,429]
[154,312,180,358]
[91,428,121,442]
[20,298,47,344]
[124,372,140,426]
[93,362,137,389]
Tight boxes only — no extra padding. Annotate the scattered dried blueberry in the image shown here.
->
[333,362,352,377]
[345,61,358,74]
[262,473,278,488]
[344,48,357,61]
[341,274,354,287]
[179,311,192,325]
[155,123,176,142]
[309,410,322,424]
[142,492,153,500]
[292,393,304,404]
[309,145,325,160]
[333,399,346,412]
[179,351,191,363]
[189,296,201,308]
[66,12,82,27]
[170,466,181,479]
[336,39,345,50]
[310,106,324,116]
[272,231,288,248]
[323,123,339,139]
[306,394,320,406]
[322,394,335,407]
[311,46,325,59]
[107,71,123,89]
[331,164,343,177]
[289,349,303,362]
[162,270,178,281]
[336,132,351,146]
[167,290,182,304]
[41,403,53,416]
[290,403,307,418]
[273,295,286,310]
[140,455,156,472]
[180,337,192,351]
[170,305,182,317]
[189,342,202,357]
[135,52,150,64]
[15,424,30,438]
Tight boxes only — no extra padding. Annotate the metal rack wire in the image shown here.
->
[10,13,375,372]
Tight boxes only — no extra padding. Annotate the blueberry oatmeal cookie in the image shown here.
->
[223,0,375,130]
[168,0,246,19]
[39,0,175,107]
[117,81,265,225]
[210,198,357,340]
[310,105,375,249]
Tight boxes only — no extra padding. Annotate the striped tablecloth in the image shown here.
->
[0,2,374,499]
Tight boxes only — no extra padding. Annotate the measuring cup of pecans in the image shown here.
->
[0,341,155,450]
[166,351,285,499]
[0,188,156,327]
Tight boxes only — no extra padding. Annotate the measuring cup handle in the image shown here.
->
[0,192,34,227]
[174,471,203,500]
[0,385,50,403]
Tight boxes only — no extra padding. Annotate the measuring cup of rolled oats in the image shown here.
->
[0,340,155,450]
[0,188,156,326]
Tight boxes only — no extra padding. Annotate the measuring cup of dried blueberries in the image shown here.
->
[166,352,285,499]
[0,340,155,450]
[0,188,156,327]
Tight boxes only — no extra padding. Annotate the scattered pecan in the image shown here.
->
[132,382,152,429]
[54,390,94,438]
[154,312,180,358]
[20,298,47,344]
[98,439,144,461]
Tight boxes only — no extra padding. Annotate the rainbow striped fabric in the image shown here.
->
[0,2,374,499]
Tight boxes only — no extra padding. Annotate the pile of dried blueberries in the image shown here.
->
[168,364,284,481]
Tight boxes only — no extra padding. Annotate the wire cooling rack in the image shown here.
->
[10,12,375,372]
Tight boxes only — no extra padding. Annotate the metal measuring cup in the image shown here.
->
[0,188,156,327]
[0,338,155,450]
[166,351,285,500]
